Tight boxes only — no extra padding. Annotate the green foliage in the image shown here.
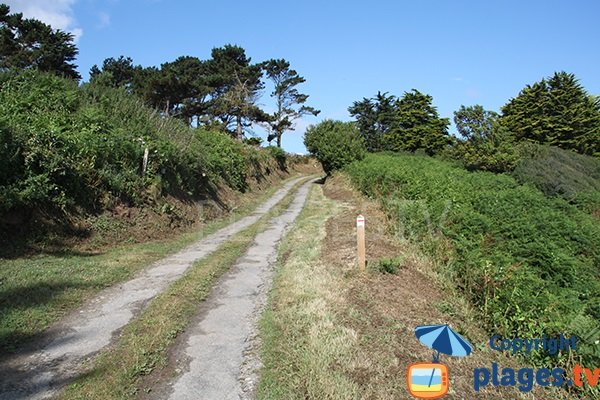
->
[0,70,284,215]
[501,71,600,157]
[304,120,366,174]
[0,4,80,79]
[373,256,404,274]
[199,44,268,137]
[348,91,396,152]
[89,56,140,89]
[513,144,600,213]
[262,58,320,148]
[384,90,450,155]
[451,105,520,172]
[243,136,263,146]
[90,45,294,138]
[266,145,286,162]
[194,129,247,191]
[349,90,450,155]
[346,153,600,367]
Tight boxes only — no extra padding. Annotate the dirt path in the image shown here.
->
[146,180,313,400]
[0,176,308,400]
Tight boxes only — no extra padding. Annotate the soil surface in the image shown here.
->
[0,176,307,400]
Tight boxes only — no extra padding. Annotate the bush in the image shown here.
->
[373,257,404,274]
[243,137,263,146]
[451,126,521,173]
[0,70,284,215]
[512,144,600,213]
[346,153,600,367]
[304,120,365,175]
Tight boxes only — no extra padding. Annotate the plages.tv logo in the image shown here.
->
[407,324,473,399]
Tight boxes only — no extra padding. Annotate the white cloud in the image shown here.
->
[4,0,83,41]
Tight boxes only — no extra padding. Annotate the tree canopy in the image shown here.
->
[0,4,80,79]
[262,58,320,148]
[90,45,294,139]
[348,92,396,152]
[453,105,519,172]
[349,90,450,155]
[501,71,600,156]
[304,120,365,174]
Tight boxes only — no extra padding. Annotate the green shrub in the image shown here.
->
[243,137,263,146]
[346,153,600,367]
[304,119,365,174]
[373,256,404,274]
[195,129,247,191]
[0,70,283,216]
[451,127,521,173]
[512,144,600,213]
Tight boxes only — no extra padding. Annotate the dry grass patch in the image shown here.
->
[258,184,362,399]
[259,174,569,399]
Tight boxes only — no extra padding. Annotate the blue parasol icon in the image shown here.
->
[415,324,473,363]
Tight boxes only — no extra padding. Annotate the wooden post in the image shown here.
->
[357,214,365,271]
[142,147,149,176]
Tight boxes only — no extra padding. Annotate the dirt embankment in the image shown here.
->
[0,156,319,258]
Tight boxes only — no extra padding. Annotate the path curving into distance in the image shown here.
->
[148,179,313,400]
[0,176,309,400]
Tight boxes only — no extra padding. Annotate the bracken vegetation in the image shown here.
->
[346,153,600,371]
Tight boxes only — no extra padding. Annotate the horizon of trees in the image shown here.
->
[0,4,318,148]
[348,71,600,169]
[2,3,599,157]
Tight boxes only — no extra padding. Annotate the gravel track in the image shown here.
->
[0,176,308,400]
[148,179,314,400]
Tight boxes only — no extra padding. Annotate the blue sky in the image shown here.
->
[6,0,600,153]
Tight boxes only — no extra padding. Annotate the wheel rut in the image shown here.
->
[0,176,309,400]
[147,179,314,400]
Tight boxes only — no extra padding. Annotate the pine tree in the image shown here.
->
[501,72,600,156]
[348,92,396,152]
[0,4,80,80]
[262,59,319,148]
[383,90,450,155]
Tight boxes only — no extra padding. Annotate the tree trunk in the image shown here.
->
[277,133,282,148]
[236,115,243,140]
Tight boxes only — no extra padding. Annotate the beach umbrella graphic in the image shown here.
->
[415,324,473,362]
[414,324,473,390]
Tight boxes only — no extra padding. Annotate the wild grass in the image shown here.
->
[512,144,600,214]
[258,185,364,399]
[346,153,600,370]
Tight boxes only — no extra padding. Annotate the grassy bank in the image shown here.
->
[0,69,304,257]
[512,144,600,215]
[346,153,600,368]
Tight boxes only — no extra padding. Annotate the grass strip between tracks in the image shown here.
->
[59,177,311,400]
[256,184,361,399]
[0,175,304,355]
